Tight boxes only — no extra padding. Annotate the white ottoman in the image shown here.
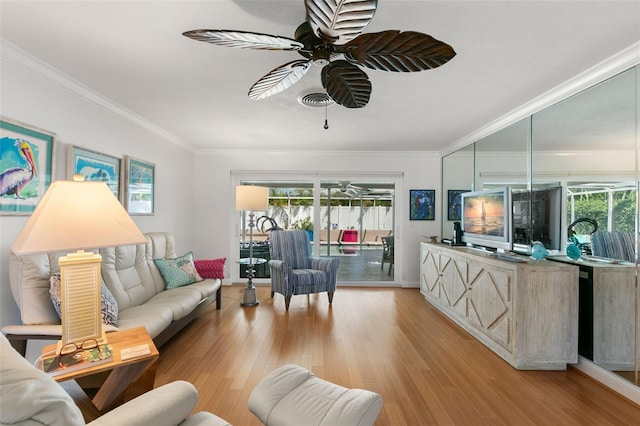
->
[248,364,383,426]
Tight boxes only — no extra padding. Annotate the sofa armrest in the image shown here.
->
[2,324,120,356]
[2,324,119,336]
[88,381,206,426]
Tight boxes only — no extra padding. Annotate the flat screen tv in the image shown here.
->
[461,186,512,251]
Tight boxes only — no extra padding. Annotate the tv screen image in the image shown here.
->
[461,187,512,251]
[463,192,506,237]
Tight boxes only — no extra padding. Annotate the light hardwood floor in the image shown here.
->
[154,285,640,425]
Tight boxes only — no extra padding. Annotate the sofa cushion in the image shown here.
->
[0,333,85,425]
[194,258,226,279]
[116,304,174,339]
[183,278,221,300]
[49,273,119,326]
[100,243,159,310]
[155,252,203,289]
[145,287,202,321]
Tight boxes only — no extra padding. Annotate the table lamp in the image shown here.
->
[236,185,269,307]
[11,177,146,351]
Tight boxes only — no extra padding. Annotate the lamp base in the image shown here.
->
[241,286,259,307]
[58,250,104,347]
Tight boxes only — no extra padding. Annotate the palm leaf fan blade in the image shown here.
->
[304,0,378,44]
[183,29,303,51]
[344,30,456,71]
[249,60,311,100]
[321,60,371,108]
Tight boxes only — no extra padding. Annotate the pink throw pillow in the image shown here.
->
[194,258,226,279]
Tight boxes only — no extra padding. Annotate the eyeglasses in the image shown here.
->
[59,338,99,357]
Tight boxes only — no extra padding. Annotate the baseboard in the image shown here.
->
[573,356,640,405]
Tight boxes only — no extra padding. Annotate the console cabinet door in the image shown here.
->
[467,263,513,352]
[440,257,467,318]
[420,244,440,300]
[593,267,636,370]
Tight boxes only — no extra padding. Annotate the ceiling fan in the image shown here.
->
[183,0,456,109]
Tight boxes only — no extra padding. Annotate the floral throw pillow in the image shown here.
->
[49,273,118,326]
[154,251,203,289]
[194,258,226,279]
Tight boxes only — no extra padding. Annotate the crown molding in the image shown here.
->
[197,147,440,157]
[441,41,640,157]
[1,39,191,151]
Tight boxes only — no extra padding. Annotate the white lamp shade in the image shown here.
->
[236,186,269,211]
[11,180,147,254]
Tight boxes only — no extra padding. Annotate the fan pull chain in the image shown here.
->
[324,105,329,130]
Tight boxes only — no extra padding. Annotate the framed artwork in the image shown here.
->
[447,189,469,221]
[67,145,121,200]
[410,189,435,221]
[124,156,155,215]
[1,117,55,215]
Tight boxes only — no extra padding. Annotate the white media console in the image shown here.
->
[419,242,579,370]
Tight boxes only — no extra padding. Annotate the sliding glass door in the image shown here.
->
[320,181,395,281]
[237,177,395,283]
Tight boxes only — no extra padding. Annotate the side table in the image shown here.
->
[41,326,159,422]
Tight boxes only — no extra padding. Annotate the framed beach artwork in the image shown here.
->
[447,189,469,221]
[124,156,155,215]
[1,117,55,215]
[67,145,121,200]
[410,189,435,221]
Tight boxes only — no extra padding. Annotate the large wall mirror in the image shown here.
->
[441,65,639,388]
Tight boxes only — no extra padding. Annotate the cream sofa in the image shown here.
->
[0,333,230,426]
[2,232,222,355]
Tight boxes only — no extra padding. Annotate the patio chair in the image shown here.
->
[268,230,339,310]
[363,229,391,246]
[381,236,394,276]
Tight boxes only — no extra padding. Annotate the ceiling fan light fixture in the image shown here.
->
[297,91,334,107]
[311,47,331,66]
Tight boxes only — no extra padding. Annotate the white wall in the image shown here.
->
[192,150,441,287]
[0,47,198,329]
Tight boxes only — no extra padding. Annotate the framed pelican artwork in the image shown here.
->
[67,145,121,200]
[0,117,55,215]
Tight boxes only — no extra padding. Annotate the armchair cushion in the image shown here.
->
[291,269,334,295]
[269,230,311,269]
[249,364,382,426]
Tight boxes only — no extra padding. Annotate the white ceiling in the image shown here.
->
[1,1,638,153]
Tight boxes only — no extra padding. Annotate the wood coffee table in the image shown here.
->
[41,326,159,422]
